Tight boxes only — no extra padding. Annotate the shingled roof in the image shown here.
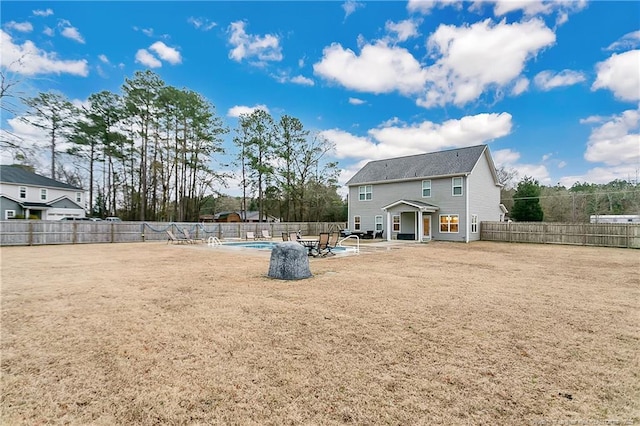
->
[346,144,490,186]
[0,165,83,190]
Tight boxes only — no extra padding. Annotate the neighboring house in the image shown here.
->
[0,165,86,220]
[345,144,507,242]
[204,211,279,223]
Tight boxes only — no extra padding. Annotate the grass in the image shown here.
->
[1,240,638,425]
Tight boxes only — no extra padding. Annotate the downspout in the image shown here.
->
[384,209,391,242]
[465,174,470,243]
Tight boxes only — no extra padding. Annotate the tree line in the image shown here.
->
[501,175,640,222]
[3,70,345,222]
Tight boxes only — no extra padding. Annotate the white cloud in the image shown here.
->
[407,0,461,14]
[228,21,282,64]
[33,9,54,17]
[149,41,181,65]
[313,42,427,95]
[43,26,54,37]
[321,112,512,162]
[98,54,109,64]
[290,75,314,86]
[348,97,365,105]
[227,104,270,118]
[493,148,551,185]
[4,21,33,33]
[187,17,217,31]
[511,77,529,95]
[0,29,88,76]
[61,27,84,43]
[471,0,587,25]
[533,69,586,91]
[342,0,365,19]
[419,18,556,107]
[605,30,640,51]
[592,50,640,101]
[59,21,85,43]
[583,109,640,167]
[385,19,421,43]
[135,49,162,68]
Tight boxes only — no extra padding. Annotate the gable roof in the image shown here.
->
[0,165,83,191]
[346,144,489,186]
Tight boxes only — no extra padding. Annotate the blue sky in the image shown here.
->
[1,0,639,196]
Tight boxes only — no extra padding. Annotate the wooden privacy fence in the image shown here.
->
[481,221,640,249]
[0,221,347,247]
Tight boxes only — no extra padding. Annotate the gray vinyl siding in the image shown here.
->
[0,197,22,219]
[468,151,502,241]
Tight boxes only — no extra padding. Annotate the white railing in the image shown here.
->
[337,234,359,253]
[207,236,222,246]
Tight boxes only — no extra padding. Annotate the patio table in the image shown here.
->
[297,238,319,256]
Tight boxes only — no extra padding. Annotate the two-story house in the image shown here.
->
[0,165,86,220]
[345,144,507,243]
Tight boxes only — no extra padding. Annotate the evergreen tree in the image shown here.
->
[511,176,544,221]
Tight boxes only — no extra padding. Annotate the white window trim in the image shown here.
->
[358,185,372,201]
[422,180,431,198]
[354,215,361,231]
[76,192,82,203]
[452,177,463,197]
[5,210,16,219]
[439,214,460,233]
[40,188,47,201]
[392,215,400,232]
[471,214,478,233]
[375,215,383,231]
[19,186,27,199]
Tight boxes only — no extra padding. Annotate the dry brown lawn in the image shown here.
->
[1,240,638,425]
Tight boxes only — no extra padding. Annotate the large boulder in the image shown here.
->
[267,242,312,280]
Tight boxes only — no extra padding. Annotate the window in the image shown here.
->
[5,210,15,219]
[354,216,361,231]
[375,215,383,231]
[392,215,400,232]
[452,177,463,196]
[40,189,47,201]
[19,187,26,199]
[440,214,459,233]
[76,192,82,203]
[358,185,372,201]
[471,214,478,233]
[422,180,431,197]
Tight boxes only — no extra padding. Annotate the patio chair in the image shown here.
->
[317,232,333,257]
[261,229,273,240]
[374,230,384,239]
[289,231,299,241]
[167,229,189,244]
[282,232,289,241]
[246,231,257,240]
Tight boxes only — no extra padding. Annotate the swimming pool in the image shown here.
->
[220,241,355,253]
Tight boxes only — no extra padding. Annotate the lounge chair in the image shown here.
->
[282,233,289,241]
[182,228,204,243]
[167,229,189,244]
[289,231,299,241]
[246,231,257,240]
[261,229,273,240]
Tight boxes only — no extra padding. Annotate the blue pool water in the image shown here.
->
[222,241,351,252]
